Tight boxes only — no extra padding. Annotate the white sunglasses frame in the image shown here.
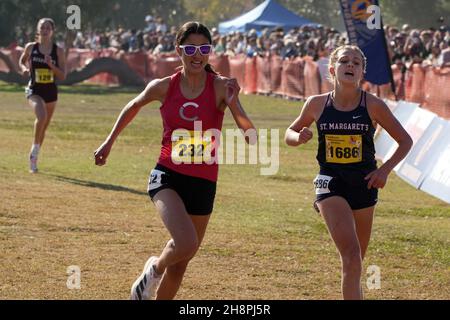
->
[178,44,213,56]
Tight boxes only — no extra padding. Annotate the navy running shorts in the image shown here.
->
[313,171,378,212]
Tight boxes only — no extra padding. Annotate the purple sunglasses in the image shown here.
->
[179,44,213,56]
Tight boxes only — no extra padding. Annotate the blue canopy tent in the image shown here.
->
[218,0,317,34]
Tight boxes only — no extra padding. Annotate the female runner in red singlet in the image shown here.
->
[94,21,256,300]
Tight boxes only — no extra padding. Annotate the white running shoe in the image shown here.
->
[29,154,38,173]
[130,256,162,300]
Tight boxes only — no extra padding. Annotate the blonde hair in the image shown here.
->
[328,45,367,83]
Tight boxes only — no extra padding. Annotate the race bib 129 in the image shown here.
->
[35,68,54,84]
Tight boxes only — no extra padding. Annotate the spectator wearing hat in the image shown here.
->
[281,36,298,59]
[155,17,167,34]
[439,39,450,67]
[144,15,156,33]
[214,36,227,55]
[402,24,410,33]
[245,31,259,57]
[404,30,427,63]
[420,30,433,56]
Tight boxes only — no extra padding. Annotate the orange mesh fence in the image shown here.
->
[405,64,425,104]
[80,51,100,84]
[209,54,230,77]
[228,54,246,90]
[10,47,23,71]
[0,47,23,72]
[121,51,148,80]
[391,64,405,100]
[270,55,283,95]
[362,81,378,95]
[0,49,16,72]
[99,48,119,58]
[320,76,333,94]
[373,64,404,101]
[303,56,321,97]
[422,67,450,119]
[281,57,304,99]
[148,54,181,79]
[316,57,333,94]
[147,54,156,80]
[376,83,392,100]
[1,48,449,115]
[78,49,100,68]
[86,49,120,85]
[67,49,102,85]
[243,56,257,94]
[66,49,83,72]
[256,55,271,95]
[0,50,9,72]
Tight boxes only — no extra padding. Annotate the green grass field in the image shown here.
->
[0,82,449,300]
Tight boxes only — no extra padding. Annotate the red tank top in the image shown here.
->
[157,71,224,182]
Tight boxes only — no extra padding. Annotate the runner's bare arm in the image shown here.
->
[18,43,34,76]
[285,95,324,146]
[220,77,257,144]
[94,77,170,165]
[49,46,66,81]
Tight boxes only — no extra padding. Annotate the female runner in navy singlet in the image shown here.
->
[285,45,412,299]
[19,18,66,173]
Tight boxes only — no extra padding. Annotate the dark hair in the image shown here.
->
[36,18,55,41]
[176,21,218,74]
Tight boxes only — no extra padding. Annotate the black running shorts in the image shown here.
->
[26,84,58,103]
[147,164,217,215]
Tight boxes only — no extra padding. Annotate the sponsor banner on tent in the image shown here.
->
[374,100,418,162]
[396,117,449,188]
[419,124,450,203]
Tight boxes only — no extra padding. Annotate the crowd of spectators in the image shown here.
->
[386,22,450,70]
[14,14,450,68]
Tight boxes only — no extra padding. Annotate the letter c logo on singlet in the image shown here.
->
[179,102,199,122]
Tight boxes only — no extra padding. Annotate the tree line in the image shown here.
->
[0,0,448,47]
